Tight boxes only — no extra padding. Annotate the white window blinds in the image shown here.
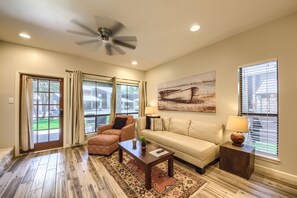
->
[239,60,278,158]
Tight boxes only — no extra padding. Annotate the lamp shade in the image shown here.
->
[145,107,154,115]
[226,116,249,133]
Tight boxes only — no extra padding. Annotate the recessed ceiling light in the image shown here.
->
[19,32,31,39]
[190,24,200,32]
[131,60,138,65]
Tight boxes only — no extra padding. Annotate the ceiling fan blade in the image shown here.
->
[92,43,102,51]
[110,22,124,35]
[110,44,125,55]
[75,39,99,45]
[105,44,113,56]
[95,16,114,28]
[66,29,96,37]
[112,36,137,42]
[113,40,136,50]
[71,20,98,36]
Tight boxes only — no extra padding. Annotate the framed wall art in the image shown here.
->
[158,71,216,113]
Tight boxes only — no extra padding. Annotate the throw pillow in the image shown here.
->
[146,116,160,129]
[112,117,127,129]
[150,118,163,131]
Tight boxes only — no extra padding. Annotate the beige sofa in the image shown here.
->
[137,117,224,173]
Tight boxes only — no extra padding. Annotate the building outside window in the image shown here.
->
[83,81,139,133]
[116,84,139,118]
[239,60,278,158]
[83,81,113,133]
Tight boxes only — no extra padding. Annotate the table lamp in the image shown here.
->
[145,107,154,115]
[226,116,249,146]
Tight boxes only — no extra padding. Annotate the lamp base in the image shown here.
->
[231,132,245,147]
[232,142,244,147]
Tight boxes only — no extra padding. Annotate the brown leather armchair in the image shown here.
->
[97,115,136,142]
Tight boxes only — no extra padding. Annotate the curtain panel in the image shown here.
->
[109,77,117,123]
[138,81,147,117]
[20,75,34,151]
[68,71,85,145]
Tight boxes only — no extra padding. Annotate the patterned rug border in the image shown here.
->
[98,153,206,198]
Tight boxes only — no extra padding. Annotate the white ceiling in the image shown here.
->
[1,0,297,71]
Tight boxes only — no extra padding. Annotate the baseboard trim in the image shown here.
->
[255,164,297,185]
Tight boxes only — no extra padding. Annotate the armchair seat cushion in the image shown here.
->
[101,129,122,136]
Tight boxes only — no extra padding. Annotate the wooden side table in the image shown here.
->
[220,142,255,179]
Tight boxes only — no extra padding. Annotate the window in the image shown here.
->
[239,60,278,158]
[116,84,139,118]
[83,81,112,133]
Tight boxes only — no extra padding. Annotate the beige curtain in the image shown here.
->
[20,75,34,151]
[109,77,117,123]
[69,71,85,144]
[138,81,147,117]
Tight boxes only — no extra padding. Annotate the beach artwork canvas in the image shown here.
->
[158,71,216,113]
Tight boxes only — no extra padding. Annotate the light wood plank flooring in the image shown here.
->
[0,146,296,198]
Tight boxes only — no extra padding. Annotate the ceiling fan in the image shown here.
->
[67,16,137,56]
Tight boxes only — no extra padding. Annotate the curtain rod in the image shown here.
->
[65,69,140,83]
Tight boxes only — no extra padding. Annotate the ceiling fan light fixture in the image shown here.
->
[131,60,138,65]
[190,24,201,32]
[69,17,137,56]
[19,32,31,39]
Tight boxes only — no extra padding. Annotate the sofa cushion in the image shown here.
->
[189,121,223,144]
[162,117,171,131]
[169,118,191,135]
[150,118,163,131]
[140,130,217,161]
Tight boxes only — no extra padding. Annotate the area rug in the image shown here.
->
[99,152,206,198]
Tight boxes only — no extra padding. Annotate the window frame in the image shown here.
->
[238,59,279,158]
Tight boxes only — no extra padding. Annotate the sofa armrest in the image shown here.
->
[136,117,146,132]
[120,123,135,141]
[97,124,113,134]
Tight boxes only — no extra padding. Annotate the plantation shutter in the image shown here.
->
[239,60,278,158]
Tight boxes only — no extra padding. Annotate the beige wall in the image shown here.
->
[145,12,297,176]
[0,41,144,149]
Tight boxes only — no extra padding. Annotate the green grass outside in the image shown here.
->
[254,141,277,154]
[33,118,59,131]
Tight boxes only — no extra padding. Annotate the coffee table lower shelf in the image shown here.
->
[118,140,174,190]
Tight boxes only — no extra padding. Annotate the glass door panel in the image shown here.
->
[32,78,63,150]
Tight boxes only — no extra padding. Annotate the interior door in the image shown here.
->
[32,76,63,150]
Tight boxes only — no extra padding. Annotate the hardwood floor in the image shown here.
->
[0,146,296,198]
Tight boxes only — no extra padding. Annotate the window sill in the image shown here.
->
[255,154,280,165]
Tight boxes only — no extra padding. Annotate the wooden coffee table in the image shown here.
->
[118,140,174,190]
